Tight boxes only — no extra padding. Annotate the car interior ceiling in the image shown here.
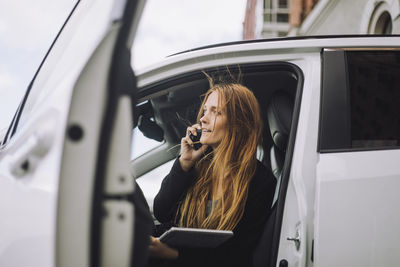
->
[133,64,298,179]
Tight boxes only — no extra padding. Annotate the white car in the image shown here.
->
[1,1,400,267]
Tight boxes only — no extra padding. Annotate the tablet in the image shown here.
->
[159,227,233,248]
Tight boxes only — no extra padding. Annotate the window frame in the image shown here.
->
[263,0,290,25]
[134,61,305,267]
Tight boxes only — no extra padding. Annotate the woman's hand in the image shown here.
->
[149,236,179,259]
[179,124,209,171]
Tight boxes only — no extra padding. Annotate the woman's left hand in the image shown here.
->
[149,236,179,259]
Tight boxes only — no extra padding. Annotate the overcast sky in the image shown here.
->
[0,0,247,131]
[133,0,247,69]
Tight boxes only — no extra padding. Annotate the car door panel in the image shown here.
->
[0,84,67,267]
[315,151,400,266]
[315,47,400,267]
[0,0,144,266]
[275,55,321,267]
[58,0,148,266]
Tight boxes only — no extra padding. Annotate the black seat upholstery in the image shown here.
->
[267,91,294,180]
[253,91,294,267]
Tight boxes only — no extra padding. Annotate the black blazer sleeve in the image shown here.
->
[153,158,197,223]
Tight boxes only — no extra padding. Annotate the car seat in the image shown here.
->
[253,90,294,267]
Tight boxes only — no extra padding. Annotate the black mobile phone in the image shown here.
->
[189,129,202,150]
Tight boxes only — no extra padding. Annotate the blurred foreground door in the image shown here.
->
[0,0,147,267]
[57,1,149,267]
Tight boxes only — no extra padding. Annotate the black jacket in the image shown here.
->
[153,158,276,267]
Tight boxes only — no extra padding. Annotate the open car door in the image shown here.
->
[57,1,151,267]
[0,1,149,267]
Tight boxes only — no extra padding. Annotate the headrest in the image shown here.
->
[267,91,294,152]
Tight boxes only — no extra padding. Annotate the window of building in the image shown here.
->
[374,11,392,34]
[367,2,393,35]
[263,0,290,37]
[264,0,290,22]
[278,0,288,8]
[277,13,289,23]
[265,0,272,9]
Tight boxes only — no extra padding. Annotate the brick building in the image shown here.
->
[243,0,318,39]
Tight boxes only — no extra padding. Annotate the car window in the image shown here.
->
[348,51,400,149]
[0,1,77,142]
[320,49,400,151]
[133,64,301,214]
[136,159,174,214]
[131,128,163,159]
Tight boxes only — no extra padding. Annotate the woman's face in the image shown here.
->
[200,91,227,149]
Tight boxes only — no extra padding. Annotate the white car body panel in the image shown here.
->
[315,150,400,267]
[276,54,321,267]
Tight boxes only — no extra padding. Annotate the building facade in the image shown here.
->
[243,0,400,39]
[243,0,319,39]
[296,0,400,35]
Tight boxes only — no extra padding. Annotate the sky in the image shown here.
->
[132,0,247,70]
[0,0,76,131]
[0,0,247,132]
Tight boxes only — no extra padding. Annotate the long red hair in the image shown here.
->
[178,83,262,230]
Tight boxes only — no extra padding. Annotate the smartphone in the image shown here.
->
[189,129,202,150]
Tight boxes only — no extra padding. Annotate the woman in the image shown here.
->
[149,82,276,267]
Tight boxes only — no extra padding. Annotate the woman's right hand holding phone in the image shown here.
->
[179,124,208,172]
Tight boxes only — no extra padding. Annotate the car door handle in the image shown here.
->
[9,126,54,177]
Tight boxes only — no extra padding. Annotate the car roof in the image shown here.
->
[135,35,400,89]
[171,34,400,56]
